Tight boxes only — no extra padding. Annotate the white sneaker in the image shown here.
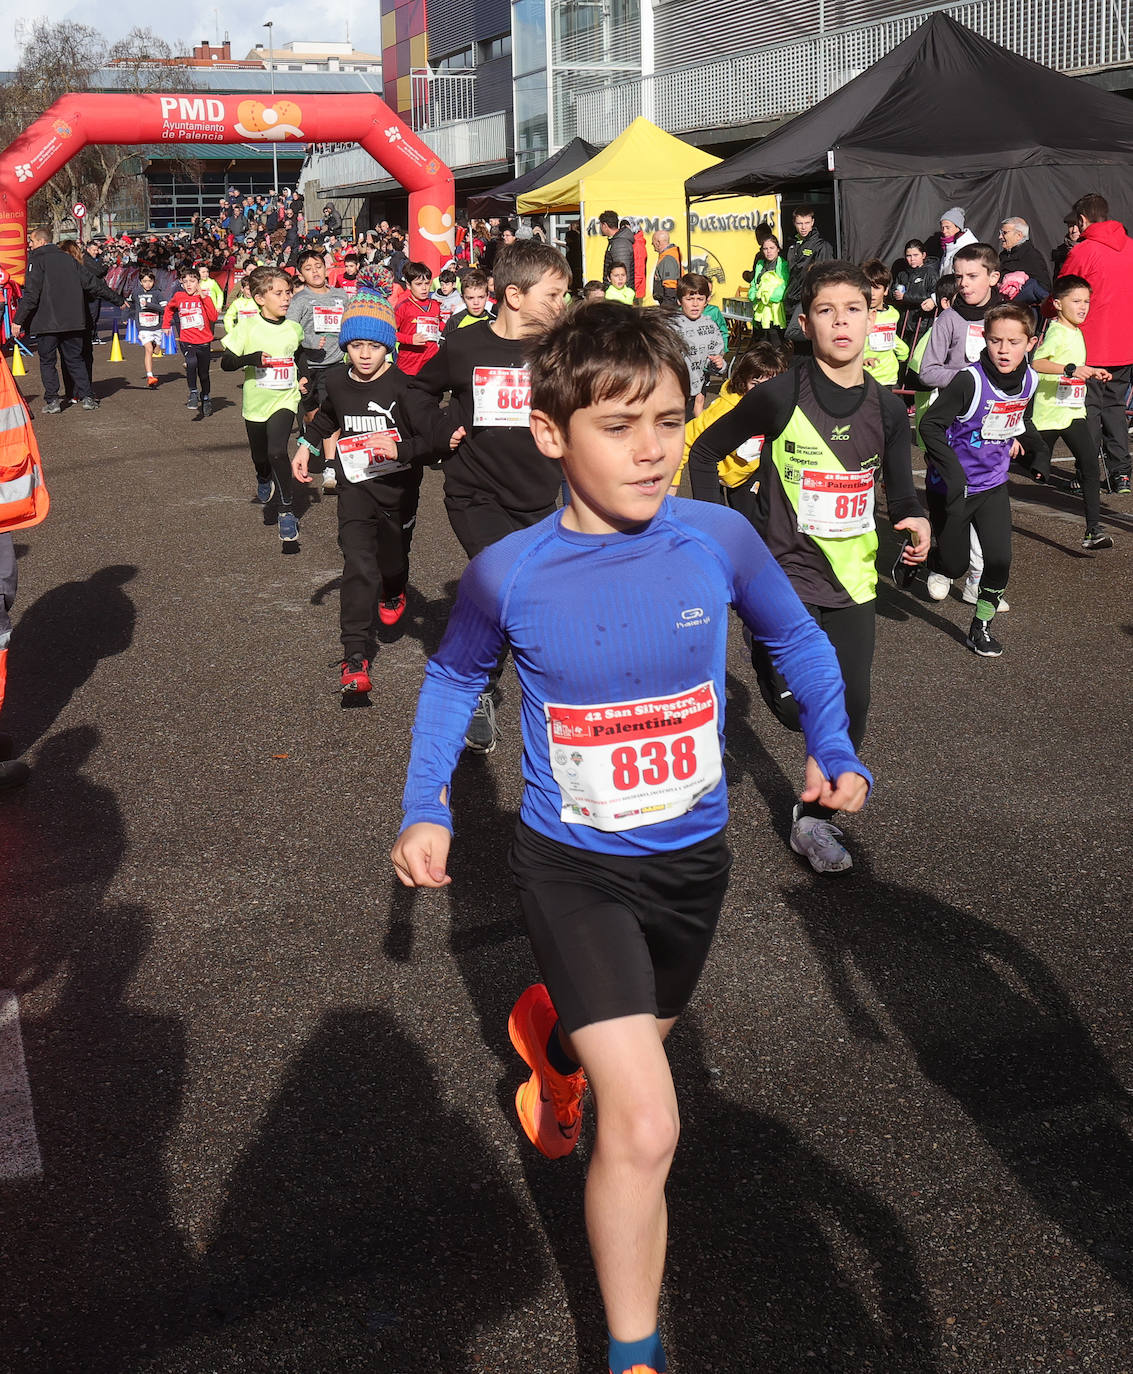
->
[790,805,853,874]
[321,466,337,491]
[961,578,1008,612]
[925,572,952,601]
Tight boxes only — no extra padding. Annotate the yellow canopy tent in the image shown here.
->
[516,116,778,301]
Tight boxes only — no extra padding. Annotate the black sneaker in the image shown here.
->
[464,691,498,753]
[0,758,30,791]
[1114,475,1131,495]
[42,400,63,415]
[186,390,199,409]
[1082,528,1114,550]
[80,397,99,410]
[966,617,1003,657]
[201,397,212,417]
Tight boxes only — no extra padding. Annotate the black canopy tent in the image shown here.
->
[467,137,600,218]
[686,14,1133,264]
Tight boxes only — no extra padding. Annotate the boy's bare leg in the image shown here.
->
[568,1012,679,1343]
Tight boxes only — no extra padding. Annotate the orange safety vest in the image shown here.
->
[0,353,50,533]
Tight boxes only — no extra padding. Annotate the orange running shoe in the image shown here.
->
[508,983,585,1159]
[378,592,406,626]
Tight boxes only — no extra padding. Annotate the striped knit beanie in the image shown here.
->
[339,269,396,349]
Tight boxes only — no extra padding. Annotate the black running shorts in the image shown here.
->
[508,821,732,1035]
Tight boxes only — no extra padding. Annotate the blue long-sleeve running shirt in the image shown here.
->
[402,498,870,856]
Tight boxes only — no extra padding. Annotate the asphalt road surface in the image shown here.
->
[0,345,1131,1374]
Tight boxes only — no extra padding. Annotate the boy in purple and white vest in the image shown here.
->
[919,302,1038,657]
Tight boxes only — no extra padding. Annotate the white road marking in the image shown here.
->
[0,990,42,1179]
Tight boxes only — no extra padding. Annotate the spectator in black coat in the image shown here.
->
[1051,213,1082,280]
[598,209,635,283]
[998,216,1052,291]
[12,229,98,412]
[59,240,126,402]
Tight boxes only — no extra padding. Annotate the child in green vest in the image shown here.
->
[220,266,306,545]
[687,260,930,874]
[1028,274,1113,549]
[861,259,909,388]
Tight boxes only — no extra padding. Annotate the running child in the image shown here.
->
[222,277,261,334]
[669,273,726,419]
[688,260,929,873]
[431,268,464,329]
[129,269,167,389]
[920,302,1039,657]
[671,340,792,521]
[442,268,494,336]
[403,240,570,752]
[861,258,910,388]
[292,284,445,689]
[391,300,869,1374]
[394,262,443,376]
[287,248,352,488]
[220,266,306,545]
[605,262,635,305]
[1026,275,1113,550]
[918,242,1004,605]
[197,262,225,313]
[161,267,219,416]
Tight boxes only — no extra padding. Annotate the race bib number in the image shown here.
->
[472,365,531,427]
[416,316,440,342]
[179,303,205,332]
[735,435,763,467]
[868,322,897,352]
[545,683,722,832]
[313,305,344,334]
[964,321,985,362]
[139,311,160,328]
[336,430,405,482]
[1055,376,1087,408]
[981,398,1027,440]
[796,468,875,538]
[255,356,295,390]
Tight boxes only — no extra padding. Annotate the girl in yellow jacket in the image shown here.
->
[671,340,792,520]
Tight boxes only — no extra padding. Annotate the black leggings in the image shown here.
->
[750,598,875,821]
[245,409,295,507]
[182,342,212,398]
[927,482,1011,614]
[337,467,423,655]
[1031,419,1101,531]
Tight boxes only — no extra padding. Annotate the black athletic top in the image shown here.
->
[404,324,560,515]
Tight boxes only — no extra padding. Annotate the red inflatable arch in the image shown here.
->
[0,93,456,285]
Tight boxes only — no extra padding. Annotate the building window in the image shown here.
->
[478,34,512,62]
[435,46,474,70]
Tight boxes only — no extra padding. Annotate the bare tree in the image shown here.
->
[0,22,197,232]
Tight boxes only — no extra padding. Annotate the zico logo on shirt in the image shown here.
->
[830,424,851,442]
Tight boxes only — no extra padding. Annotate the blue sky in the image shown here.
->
[2,1,383,64]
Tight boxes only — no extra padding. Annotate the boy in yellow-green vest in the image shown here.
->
[687,261,930,874]
[1026,275,1113,550]
[861,258,909,387]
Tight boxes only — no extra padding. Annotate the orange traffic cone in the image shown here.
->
[10,346,25,377]
[109,333,123,362]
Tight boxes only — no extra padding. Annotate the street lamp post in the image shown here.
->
[263,21,279,194]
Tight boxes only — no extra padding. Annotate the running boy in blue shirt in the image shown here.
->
[391,301,869,1374]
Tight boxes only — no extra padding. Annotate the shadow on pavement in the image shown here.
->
[203,1006,546,1371]
[667,1019,940,1372]
[0,725,192,1373]
[4,564,137,753]
[791,857,1133,1296]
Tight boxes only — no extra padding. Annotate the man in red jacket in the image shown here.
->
[1063,192,1133,493]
